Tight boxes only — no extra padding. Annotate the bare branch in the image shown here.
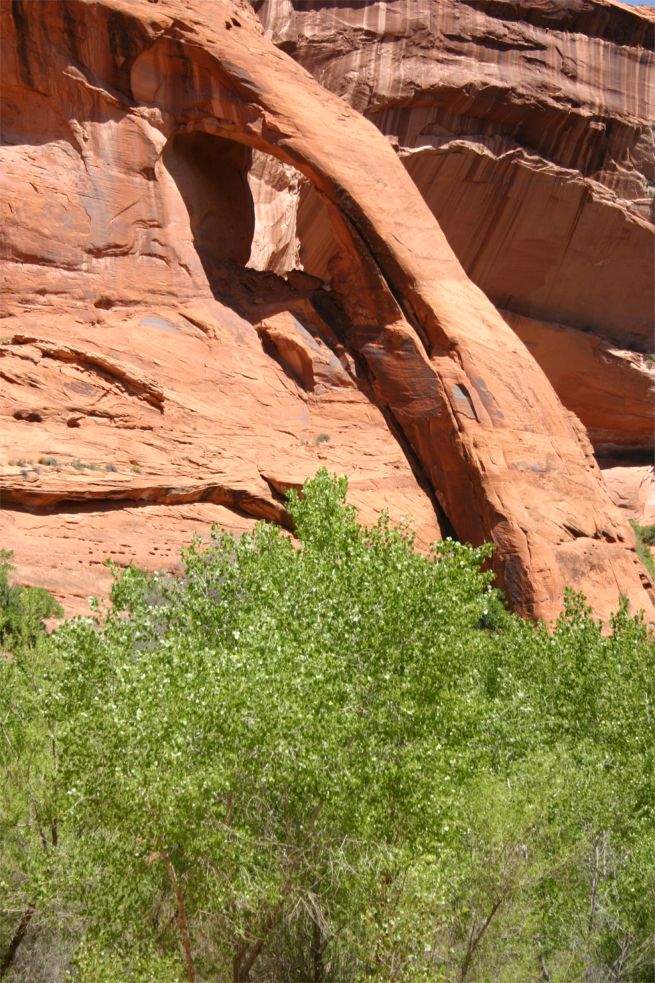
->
[157,843,196,983]
[0,905,35,979]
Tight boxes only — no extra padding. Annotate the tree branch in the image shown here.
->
[158,844,196,983]
[459,896,503,982]
[0,905,35,979]
[233,800,325,981]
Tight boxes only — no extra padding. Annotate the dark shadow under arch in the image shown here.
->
[162,131,255,292]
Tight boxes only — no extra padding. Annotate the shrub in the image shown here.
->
[631,519,655,580]
[0,551,62,652]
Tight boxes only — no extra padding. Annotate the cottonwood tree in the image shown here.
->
[1,471,654,981]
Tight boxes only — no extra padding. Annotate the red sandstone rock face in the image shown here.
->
[602,464,655,524]
[0,0,652,621]
[502,312,654,457]
[257,0,655,453]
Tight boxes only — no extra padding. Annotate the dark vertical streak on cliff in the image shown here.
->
[107,8,149,100]
[11,0,34,89]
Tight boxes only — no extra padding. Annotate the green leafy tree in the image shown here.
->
[0,552,62,651]
[1,472,654,981]
[0,553,63,982]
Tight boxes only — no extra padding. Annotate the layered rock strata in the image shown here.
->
[257,0,655,459]
[0,0,652,619]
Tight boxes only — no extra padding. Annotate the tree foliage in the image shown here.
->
[1,471,654,981]
[0,551,62,651]
[631,520,655,582]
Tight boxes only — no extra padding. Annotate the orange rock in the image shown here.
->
[502,312,654,456]
[259,0,654,415]
[602,464,655,525]
[0,304,441,617]
[0,0,651,622]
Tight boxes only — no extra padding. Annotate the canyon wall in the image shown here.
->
[0,0,652,619]
[257,0,654,456]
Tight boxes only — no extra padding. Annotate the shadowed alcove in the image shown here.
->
[162,131,256,289]
[160,129,347,331]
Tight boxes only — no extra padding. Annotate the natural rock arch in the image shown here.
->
[2,0,650,620]
[126,0,650,620]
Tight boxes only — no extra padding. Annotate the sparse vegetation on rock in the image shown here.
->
[632,519,655,581]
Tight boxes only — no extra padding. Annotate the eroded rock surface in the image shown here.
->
[257,0,655,455]
[0,0,652,620]
[602,464,655,524]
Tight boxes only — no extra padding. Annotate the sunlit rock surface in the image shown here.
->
[257,0,655,459]
[0,0,652,619]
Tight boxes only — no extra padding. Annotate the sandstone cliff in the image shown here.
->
[257,0,655,454]
[0,0,652,620]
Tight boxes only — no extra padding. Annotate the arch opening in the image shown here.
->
[161,130,342,314]
[162,130,256,287]
[245,148,336,286]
